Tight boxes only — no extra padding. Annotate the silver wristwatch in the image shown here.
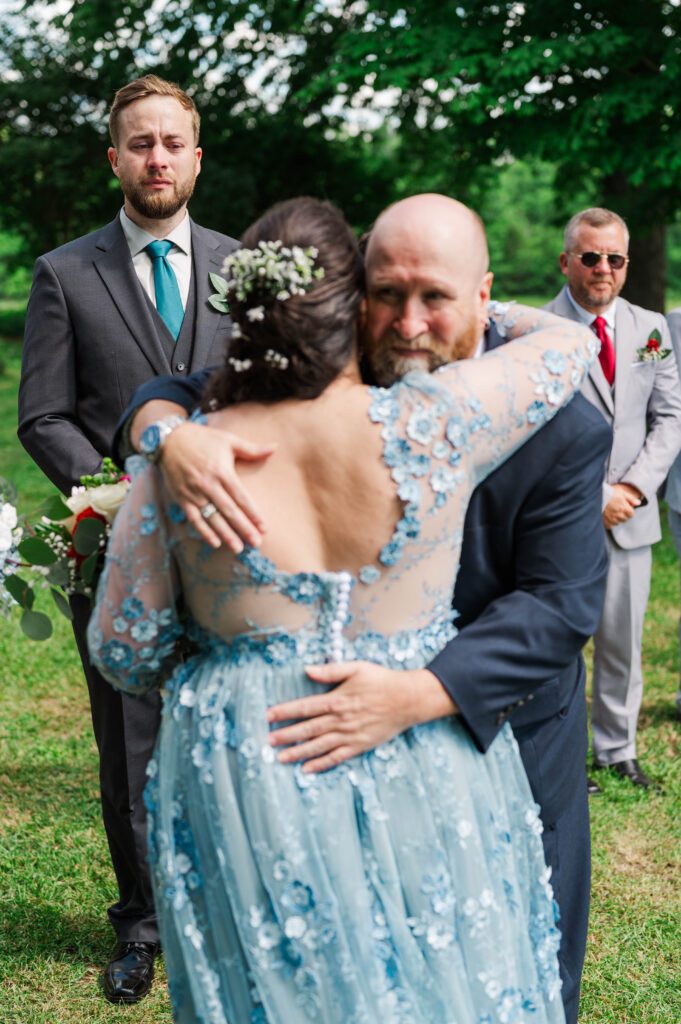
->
[139,414,188,463]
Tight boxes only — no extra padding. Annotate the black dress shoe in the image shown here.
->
[587,776,602,795]
[593,758,660,791]
[102,941,159,1004]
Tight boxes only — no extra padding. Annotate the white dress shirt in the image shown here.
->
[566,287,617,341]
[119,208,193,310]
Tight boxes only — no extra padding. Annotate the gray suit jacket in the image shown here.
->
[18,216,238,494]
[664,308,681,512]
[545,286,681,549]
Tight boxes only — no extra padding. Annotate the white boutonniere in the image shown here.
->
[636,328,671,362]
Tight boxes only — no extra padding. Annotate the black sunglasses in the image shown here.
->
[568,251,629,270]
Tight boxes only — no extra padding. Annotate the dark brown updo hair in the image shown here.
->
[202,197,364,408]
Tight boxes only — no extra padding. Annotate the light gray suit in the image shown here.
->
[18,213,238,942]
[664,308,681,707]
[546,286,681,762]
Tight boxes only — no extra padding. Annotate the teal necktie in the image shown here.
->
[145,240,184,340]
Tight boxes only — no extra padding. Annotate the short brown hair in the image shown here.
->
[564,207,629,252]
[108,75,200,146]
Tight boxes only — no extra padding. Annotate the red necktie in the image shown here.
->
[592,316,615,386]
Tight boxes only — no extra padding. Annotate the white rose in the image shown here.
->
[65,486,90,518]
[66,481,129,524]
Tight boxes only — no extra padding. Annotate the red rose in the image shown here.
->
[647,336,660,351]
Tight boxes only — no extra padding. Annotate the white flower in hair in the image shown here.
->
[219,240,324,309]
[246,306,265,322]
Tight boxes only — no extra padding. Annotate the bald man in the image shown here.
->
[113,194,611,1023]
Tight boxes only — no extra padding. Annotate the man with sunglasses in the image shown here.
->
[546,207,681,791]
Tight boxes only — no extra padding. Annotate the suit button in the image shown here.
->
[176,362,186,372]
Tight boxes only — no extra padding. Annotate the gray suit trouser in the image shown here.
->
[668,507,681,707]
[592,535,652,763]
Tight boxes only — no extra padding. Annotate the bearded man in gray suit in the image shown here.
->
[17,75,256,1004]
[546,207,681,791]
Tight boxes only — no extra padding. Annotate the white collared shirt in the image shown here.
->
[566,287,617,341]
[119,208,193,309]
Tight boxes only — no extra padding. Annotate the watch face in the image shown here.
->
[140,424,161,456]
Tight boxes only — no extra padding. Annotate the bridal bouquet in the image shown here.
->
[0,459,129,640]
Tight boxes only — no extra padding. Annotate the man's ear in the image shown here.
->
[559,252,569,276]
[479,271,494,306]
[478,271,493,331]
[108,147,120,179]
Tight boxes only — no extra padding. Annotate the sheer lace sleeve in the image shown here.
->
[431,301,598,484]
[87,457,183,695]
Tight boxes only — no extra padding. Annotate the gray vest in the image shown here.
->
[144,263,198,378]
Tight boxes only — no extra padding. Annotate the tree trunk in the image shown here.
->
[602,173,667,313]
[621,223,667,313]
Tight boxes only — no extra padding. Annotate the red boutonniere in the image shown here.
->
[636,329,671,362]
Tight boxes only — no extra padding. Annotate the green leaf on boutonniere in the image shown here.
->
[209,272,228,296]
[208,294,230,313]
[208,273,230,313]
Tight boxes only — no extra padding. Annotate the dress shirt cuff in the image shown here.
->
[602,481,614,510]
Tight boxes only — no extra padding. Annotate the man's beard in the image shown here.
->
[573,279,621,310]
[364,321,481,387]
[123,175,196,220]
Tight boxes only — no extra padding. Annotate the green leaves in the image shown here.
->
[208,273,230,314]
[3,574,34,609]
[50,588,73,621]
[20,608,53,641]
[39,494,71,521]
[72,517,105,556]
[18,536,57,566]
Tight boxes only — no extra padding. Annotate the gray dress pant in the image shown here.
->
[592,533,652,763]
[668,506,681,709]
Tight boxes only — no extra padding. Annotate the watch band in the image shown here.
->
[140,414,188,463]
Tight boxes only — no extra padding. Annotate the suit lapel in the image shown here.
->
[552,286,614,415]
[189,221,231,372]
[614,300,636,421]
[93,219,171,376]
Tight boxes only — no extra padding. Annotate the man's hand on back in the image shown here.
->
[266,663,458,773]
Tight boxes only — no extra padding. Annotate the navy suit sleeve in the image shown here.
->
[428,407,611,752]
[111,369,214,466]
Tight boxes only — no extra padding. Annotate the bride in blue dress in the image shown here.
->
[89,196,597,1024]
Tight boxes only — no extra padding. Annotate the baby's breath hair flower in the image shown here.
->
[228,358,253,373]
[221,240,325,308]
[264,350,289,370]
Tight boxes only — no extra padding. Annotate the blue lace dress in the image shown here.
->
[89,318,596,1024]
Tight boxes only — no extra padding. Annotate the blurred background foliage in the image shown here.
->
[2,0,681,318]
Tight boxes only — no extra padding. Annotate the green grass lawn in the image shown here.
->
[0,337,679,1023]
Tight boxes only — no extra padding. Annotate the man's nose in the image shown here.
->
[593,254,612,271]
[146,143,168,168]
[394,299,428,340]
